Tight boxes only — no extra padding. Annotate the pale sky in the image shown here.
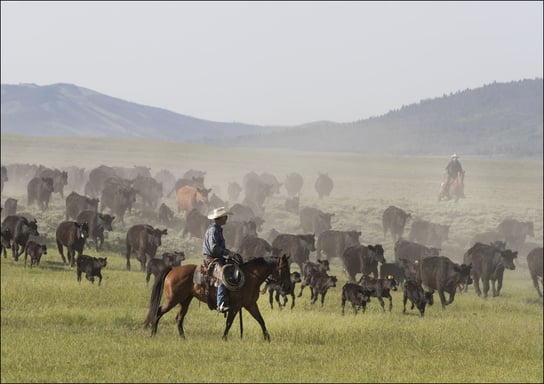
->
[1,1,542,126]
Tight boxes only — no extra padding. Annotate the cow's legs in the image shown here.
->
[377,296,386,311]
[125,246,132,271]
[482,279,490,298]
[268,289,274,309]
[532,275,543,298]
[438,290,448,309]
[473,274,482,296]
[494,276,503,297]
[320,292,327,306]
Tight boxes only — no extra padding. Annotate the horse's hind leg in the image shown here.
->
[151,300,177,337]
[175,297,193,339]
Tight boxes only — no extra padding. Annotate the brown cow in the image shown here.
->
[176,185,211,216]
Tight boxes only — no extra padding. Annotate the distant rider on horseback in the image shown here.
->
[444,153,464,194]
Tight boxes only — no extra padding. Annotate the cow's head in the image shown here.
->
[99,214,115,231]
[26,219,40,237]
[385,274,398,291]
[500,249,518,270]
[77,222,89,239]
[317,259,330,271]
[369,244,386,264]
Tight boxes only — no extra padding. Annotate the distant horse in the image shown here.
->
[438,171,465,202]
[145,255,291,341]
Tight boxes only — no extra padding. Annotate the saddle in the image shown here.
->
[193,256,245,310]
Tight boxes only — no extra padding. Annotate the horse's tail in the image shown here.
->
[239,309,243,339]
[144,266,172,327]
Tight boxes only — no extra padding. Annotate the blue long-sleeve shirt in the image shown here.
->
[203,223,230,258]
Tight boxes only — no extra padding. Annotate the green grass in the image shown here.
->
[1,134,543,383]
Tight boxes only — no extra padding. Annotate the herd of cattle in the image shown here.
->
[0,163,542,318]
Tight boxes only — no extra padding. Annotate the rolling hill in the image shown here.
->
[1,79,542,157]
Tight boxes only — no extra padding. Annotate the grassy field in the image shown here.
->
[1,134,543,383]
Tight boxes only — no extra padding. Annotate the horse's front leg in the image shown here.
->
[221,309,237,341]
[243,303,270,342]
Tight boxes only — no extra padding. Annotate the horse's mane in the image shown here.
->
[243,257,270,267]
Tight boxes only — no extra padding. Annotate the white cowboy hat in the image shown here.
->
[451,153,459,158]
[207,207,232,220]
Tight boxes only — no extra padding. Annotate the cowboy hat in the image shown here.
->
[451,153,459,158]
[207,207,232,220]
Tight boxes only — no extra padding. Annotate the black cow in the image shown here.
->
[1,215,39,261]
[158,203,175,226]
[403,279,434,317]
[125,224,168,271]
[314,173,333,199]
[259,172,282,195]
[380,259,418,287]
[76,210,115,251]
[1,228,11,257]
[145,251,186,284]
[182,208,209,240]
[84,165,118,198]
[394,239,440,264]
[526,247,543,298]
[284,172,304,197]
[342,244,386,282]
[36,167,68,198]
[299,206,334,237]
[65,191,99,220]
[262,271,302,310]
[55,221,89,266]
[223,220,257,251]
[3,198,18,217]
[308,272,337,306]
[316,229,361,261]
[27,177,54,211]
[24,240,47,268]
[470,231,506,247]
[168,176,206,198]
[358,275,398,312]
[382,205,411,243]
[100,180,137,224]
[154,169,177,199]
[409,220,450,249]
[242,172,273,217]
[297,259,330,297]
[227,181,242,202]
[272,233,316,272]
[229,203,265,232]
[417,256,472,309]
[238,236,274,261]
[76,254,108,285]
[497,218,535,250]
[133,175,163,210]
[341,283,372,315]
[463,242,518,298]
[1,165,7,192]
[284,196,299,214]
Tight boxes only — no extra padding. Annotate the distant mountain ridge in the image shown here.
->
[1,79,542,157]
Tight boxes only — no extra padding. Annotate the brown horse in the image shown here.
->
[438,171,465,202]
[145,254,291,341]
